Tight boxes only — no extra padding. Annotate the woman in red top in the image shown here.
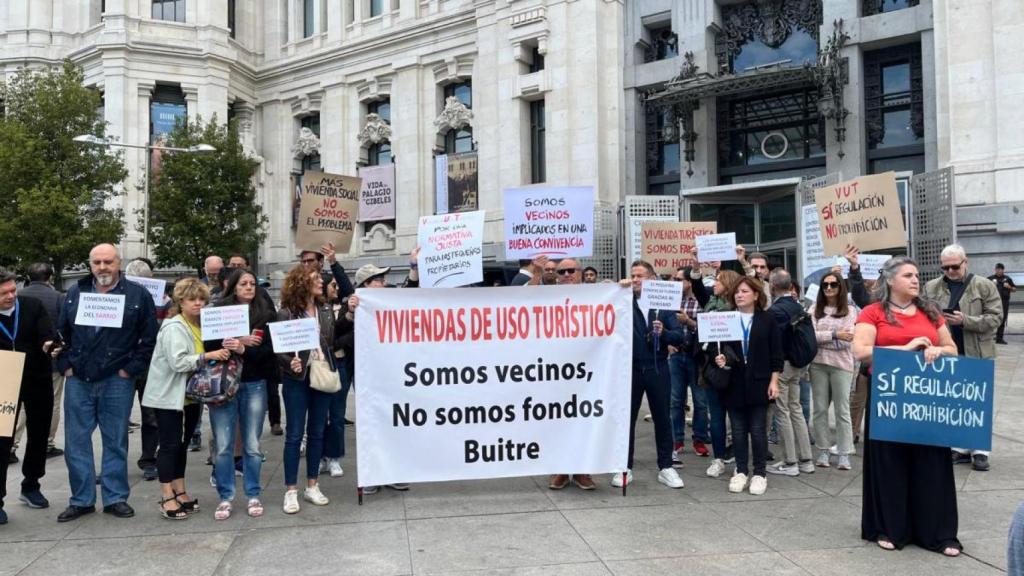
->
[852,256,961,556]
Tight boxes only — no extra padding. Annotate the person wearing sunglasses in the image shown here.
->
[809,273,856,470]
[924,244,1002,472]
[555,259,581,285]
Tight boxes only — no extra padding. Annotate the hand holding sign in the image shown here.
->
[269,318,320,354]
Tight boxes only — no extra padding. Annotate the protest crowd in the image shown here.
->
[0,228,1011,561]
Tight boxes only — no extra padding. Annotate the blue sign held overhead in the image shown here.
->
[870,348,994,451]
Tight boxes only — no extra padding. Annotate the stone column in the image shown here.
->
[183,85,200,121]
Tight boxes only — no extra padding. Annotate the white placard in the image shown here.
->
[354,284,632,486]
[638,280,683,312]
[200,305,251,341]
[503,186,594,259]
[851,254,891,281]
[801,203,835,280]
[125,276,166,307]
[804,283,820,304]
[74,293,125,328]
[697,311,743,343]
[417,210,485,288]
[695,232,737,262]
[269,317,320,354]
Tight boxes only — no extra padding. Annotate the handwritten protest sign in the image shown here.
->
[295,171,361,253]
[504,186,594,259]
[269,318,320,354]
[628,215,677,262]
[871,348,994,451]
[638,280,683,312]
[0,351,25,437]
[354,284,632,486]
[418,211,485,288]
[201,305,251,341]
[696,232,737,262]
[697,311,743,343]
[814,172,906,256]
[640,221,717,276]
[358,164,396,222]
[126,276,166,307]
[74,293,125,328]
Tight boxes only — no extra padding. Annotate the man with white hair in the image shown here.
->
[924,243,1002,472]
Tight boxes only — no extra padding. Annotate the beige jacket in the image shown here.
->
[924,274,1003,359]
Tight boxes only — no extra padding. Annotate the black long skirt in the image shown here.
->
[861,383,962,552]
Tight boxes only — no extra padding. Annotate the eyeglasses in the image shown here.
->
[557,268,577,275]
[822,281,841,289]
[301,258,318,264]
[941,261,964,272]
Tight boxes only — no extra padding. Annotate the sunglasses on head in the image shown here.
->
[822,281,841,289]
[557,268,577,275]
[941,261,964,272]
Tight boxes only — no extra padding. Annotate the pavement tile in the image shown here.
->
[604,551,809,576]
[0,541,55,576]
[404,476,555,519]
[20,532,235,576]
[782,544,1005,576]
[705,496,865,552]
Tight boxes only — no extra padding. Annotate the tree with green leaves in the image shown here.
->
[0,60,127,281]
[145,116,268,275]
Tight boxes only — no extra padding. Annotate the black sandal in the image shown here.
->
[158,496,188,520]
[174,491,199,513]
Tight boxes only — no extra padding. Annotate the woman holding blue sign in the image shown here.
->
[852,256,961,557]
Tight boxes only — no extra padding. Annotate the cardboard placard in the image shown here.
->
[697,311,743,343]
[269,317,321,354]
[295,171,361,253]
[695,232,737,262]
[504,186,594,259]
[125,276,167,307]
[638,280,683,312]
[74,293,125,328]
[814,172,907,256]
[417,211,485,288]
[0,350,25,437]
[628,215,677,263]
[640,221,718,276]
[200,305,251,341]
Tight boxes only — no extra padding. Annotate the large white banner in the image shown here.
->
[355,284,633,486]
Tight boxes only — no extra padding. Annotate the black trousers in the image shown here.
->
[0,376,53,506]
[135,377,159,468]
[266,375,281,427]
[154,404,201,484]
[997,296,1010,341]
[729,403,769,477]
[628,362,673,470]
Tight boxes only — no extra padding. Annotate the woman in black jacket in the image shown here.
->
[713,276,783,496]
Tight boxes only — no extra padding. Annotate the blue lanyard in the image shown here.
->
[0,300,19,347]
[740,316,751,363]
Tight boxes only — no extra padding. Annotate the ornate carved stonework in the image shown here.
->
[361,222,396,252]
[434,96,474,134]
[292,127,321,158]
[358,113,392,148]
[716,0,821,73]
[677,51,700,82]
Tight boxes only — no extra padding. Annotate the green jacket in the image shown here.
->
[924,273,1003,360]
[703,295,732,313]
[142,316,203,411]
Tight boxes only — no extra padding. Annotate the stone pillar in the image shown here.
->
[183,85,200,121]
[391,64,422,247]
[921,29,939,172]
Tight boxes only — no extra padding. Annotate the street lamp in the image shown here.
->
[73,134,216,256]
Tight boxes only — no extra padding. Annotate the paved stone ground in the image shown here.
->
[3,339,1022,575]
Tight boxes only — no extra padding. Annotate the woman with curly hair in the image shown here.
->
[275,265,340,514]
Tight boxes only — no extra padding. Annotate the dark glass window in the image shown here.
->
[528,45,545,74]
[303,0,314,37]
[444,81,472,108]
[646,108,679,177]
[759,195,796,243]
[732,29,817,72]
[368,100,390,123]
[152,0,185,22]
[865,43,924,173]
[367,100,392,166]
[445,128,474,154]
[718,87,824,175]
[863,0,918,16]
[370,0,384,17]
[150,86,186,142]
[644,24,678,63]
[689,204,756,245]
[530,99,546,183]
[227,0,235,38]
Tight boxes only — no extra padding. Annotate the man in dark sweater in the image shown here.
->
[0,269,56,524]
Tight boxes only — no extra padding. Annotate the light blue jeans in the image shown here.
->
[64,375,135,507]
[209,380,267,501]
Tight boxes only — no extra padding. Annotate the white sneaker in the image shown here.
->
[328,459,344,478]
[728,472,748,493]
[671,449,684,469]
[766,461,800,477]
[658,467,684,489]
[303,484,329,506]
[362,485,379,495]
[706,458,726,478]
[748,475,767,495]
[282,489,299,514]
[798,460,816,474]
[816,450,831,468]
[318,458,327,475]
[610,469,633,487]
[829,444,840,456]
[837,455,852,470]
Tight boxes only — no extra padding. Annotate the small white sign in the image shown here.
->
[638,280,683,312]
[852,254,891,281]
[74,293,126,328]
[697,311,744,343]
[269,317,320,354]
[804,283,820,304]
[695,232,738,262]
[201,305,251,341]
[125,276,166,307]
[417,210,485,288]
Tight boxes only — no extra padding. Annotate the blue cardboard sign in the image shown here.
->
[870,348,994,451]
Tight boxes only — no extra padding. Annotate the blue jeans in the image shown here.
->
[281,376,333,486]
[705,386,728,459]
[324,364,351,459]
[63,375,135,507]
[209,380,267,501]
[669,353,708,444]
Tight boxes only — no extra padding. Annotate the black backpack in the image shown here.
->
[785,310,818,368]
